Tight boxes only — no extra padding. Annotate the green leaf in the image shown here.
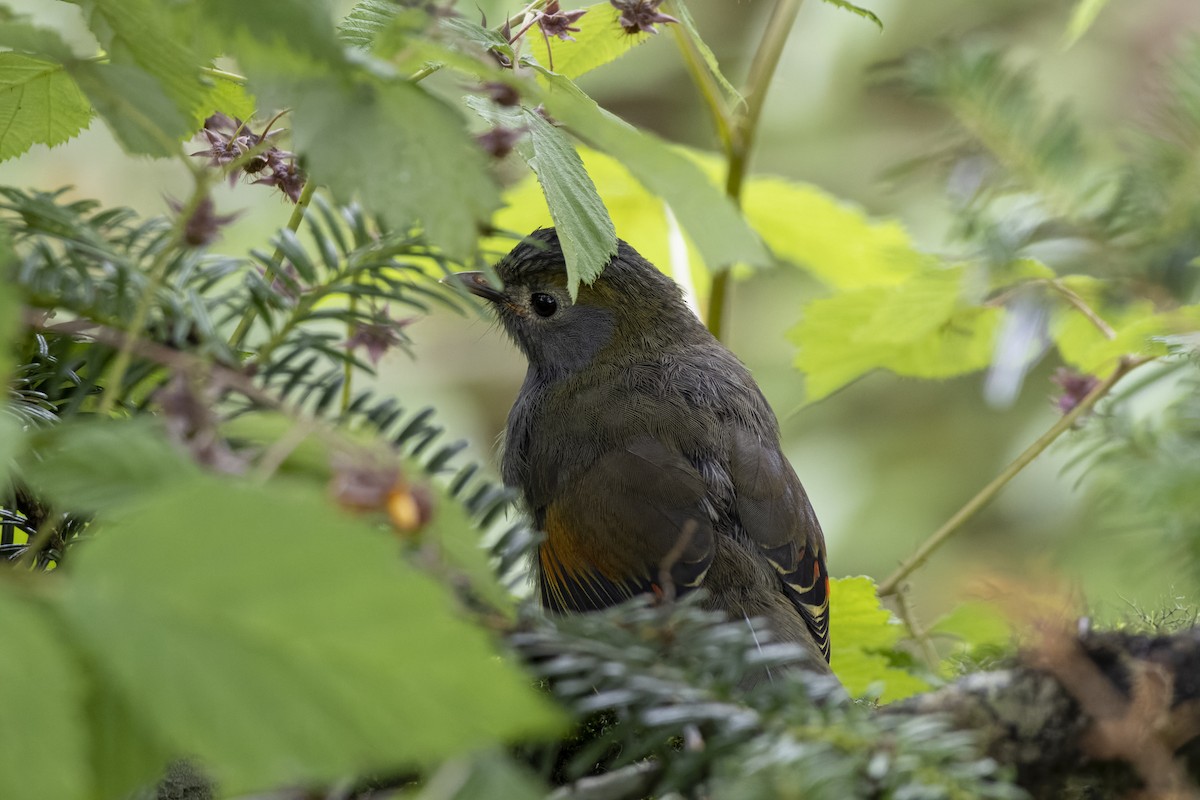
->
[469,98,616,295]
[528,66,768,270]
[819,0,883,30]
[77,0,209,126]
[930,603,1013,647]
[0,13,81,60]
[524,2,657,79]
[1063,0,1112,49]
[1050,276,1200,372]
[338,0,405,49]
[742,176,929,289]
[665,1,743,106]
[68,61,190,157]
[289,76,500,259]
[790,267,1002,401]
[19,418,200,514]
[0,52,92,162]
[828,576,929,702]
[0,586,89,800]
[193,72,255,129]
[59,477,562,795]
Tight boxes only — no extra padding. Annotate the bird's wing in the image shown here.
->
[728,427,831,661]
[537,436,715,613]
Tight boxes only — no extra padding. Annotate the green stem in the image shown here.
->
[892,589,940,670]
[878,355,1149,597]
[705,0,804,340]
[228,179,317,352]
[96,175,209,416]
[668,23,734,154]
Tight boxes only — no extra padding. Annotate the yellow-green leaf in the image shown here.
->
[790,267,1002,401]
[1063,0,1112,49]
[829,576,929,702]
[743,177,929,290]
[525,2,657,79]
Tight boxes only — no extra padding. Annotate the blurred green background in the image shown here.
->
[8,0,1198,624]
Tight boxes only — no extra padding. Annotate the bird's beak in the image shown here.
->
[443,271,506,304]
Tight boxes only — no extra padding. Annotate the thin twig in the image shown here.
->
[706,0,804,340]
[96,173,210,416]
[227,178,317,351]
[892,589,940,671]
[878,355,1150,597]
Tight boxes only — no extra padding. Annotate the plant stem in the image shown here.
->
[668,24,734,154]
[705,0,804,340]
[878,355,1150,597]
[96,175,209,416]
[228,179,317,351]
[892,589,940,670]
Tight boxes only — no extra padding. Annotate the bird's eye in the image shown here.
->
[530,292,558,318]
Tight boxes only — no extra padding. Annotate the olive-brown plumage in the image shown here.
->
[457,229,831,670]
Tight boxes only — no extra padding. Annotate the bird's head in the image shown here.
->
[452,228,700,378]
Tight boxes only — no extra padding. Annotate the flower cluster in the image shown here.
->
[191,113,306,203]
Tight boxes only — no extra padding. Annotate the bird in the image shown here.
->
[454,228,831,671]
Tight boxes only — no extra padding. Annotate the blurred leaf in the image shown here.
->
[790,267,1002,401]
[68,62,190,157]
[0,53,92,162]
[79,0,208,124]
[666,1,743,106]
[193,72,255,129]
[1063,0,1112,49]
[819,0,882,30]
[526,65,769,270]
[0,13,80,60]
[930,601,1013,677]
[20,418,200,514]
[742,177,929,289]
[0,586,88,800]
[417,749,546,800]
[193,0,344,67]
[220,411,332,480]
[0,226,16,383]
[289,75,500,259]
[525,2,656,79]
[59,477,562,795]
[828,576,929,702]
[1050,275,1200,372]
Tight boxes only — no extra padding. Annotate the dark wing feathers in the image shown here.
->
[729,428,831,661]
[538,436,715,613]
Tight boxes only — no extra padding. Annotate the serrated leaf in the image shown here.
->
[1063,0,1112,49]
[469,97,616,294]
[59,477,562,795]
[19,418,200,514]
[666,0,743,106]
[829,576,929,702]
[790,267,1002,401]
[338,0,405,49]
[68,61,190,157]
[491,146,706,296]
[0,586,89,800]
[289,76,500,259]
[742,177,928,289]
[525,2,656,79]
[528,66,768,270]
[819,0,882,30]
[0,53,92,162]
